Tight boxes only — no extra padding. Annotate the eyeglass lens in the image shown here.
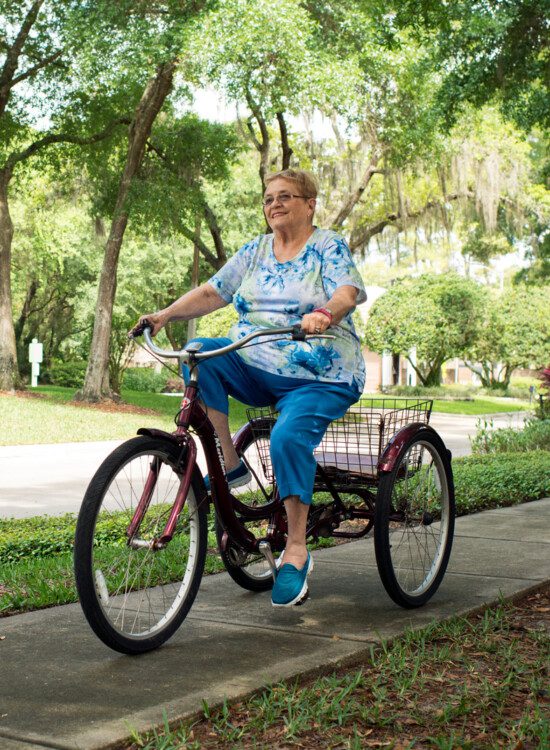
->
[263,193,305,206]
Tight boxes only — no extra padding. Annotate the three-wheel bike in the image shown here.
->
[74,326,455,654]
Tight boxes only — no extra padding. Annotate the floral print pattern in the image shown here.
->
[208,228,367,391]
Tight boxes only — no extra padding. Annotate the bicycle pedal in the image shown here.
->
[294,590,309,606]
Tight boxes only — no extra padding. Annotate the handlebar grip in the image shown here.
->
[128,320,152,340]
[291,325,306,341]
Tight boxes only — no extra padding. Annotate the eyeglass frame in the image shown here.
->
[262,192,314,208]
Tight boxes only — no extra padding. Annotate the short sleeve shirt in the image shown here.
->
[208,228,367,392]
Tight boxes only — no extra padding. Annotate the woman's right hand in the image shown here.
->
[132,311,168,338]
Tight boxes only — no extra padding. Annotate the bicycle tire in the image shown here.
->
[374,429,455,608]
[74,436,208,654]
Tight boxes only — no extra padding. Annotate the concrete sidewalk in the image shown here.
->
[1,498,549,750]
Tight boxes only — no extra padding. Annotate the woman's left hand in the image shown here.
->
[301,311,331,335]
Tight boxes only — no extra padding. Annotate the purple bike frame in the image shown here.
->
[127,380,260,553]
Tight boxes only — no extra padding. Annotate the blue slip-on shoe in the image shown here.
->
[271,553,314,607]
[204,458,252,493]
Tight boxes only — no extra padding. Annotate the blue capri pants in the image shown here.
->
[185,338,359,505]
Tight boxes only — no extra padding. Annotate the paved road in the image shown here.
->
[0,499,548,750]
[0,411,528,519]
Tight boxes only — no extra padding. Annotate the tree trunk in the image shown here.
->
[14,278,39,342]
[186,217,201,341]
[78,61,176,402]
[245,91,270,193]
[276,112,292,170]
[0,167,18,390]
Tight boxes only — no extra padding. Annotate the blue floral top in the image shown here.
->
[208,228,367,391]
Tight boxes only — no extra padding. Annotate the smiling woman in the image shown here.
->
[135,168,367,607]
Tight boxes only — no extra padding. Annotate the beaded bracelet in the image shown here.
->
[313,307,333,322]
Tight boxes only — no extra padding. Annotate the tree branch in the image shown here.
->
[4,117,131,171]
[179,224,220,271]
[245,89,270,192]
[0,0,46,117]
[329,145,384,228]
[10,48,64,88]
[349,192,473,252]
[203,203,227,266]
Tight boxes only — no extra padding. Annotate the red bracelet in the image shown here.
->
[314,307,333,322]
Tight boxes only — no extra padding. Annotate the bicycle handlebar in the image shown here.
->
[131,323,335,362]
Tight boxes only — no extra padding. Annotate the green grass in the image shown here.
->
[128,590,550,749]
[0,386,528,446]
[429,397,527,415]
[0,387,249,445]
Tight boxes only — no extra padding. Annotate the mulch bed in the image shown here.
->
[1,389,157,415]
[143,585,549,750]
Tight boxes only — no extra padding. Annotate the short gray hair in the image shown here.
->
[264,169,318,198]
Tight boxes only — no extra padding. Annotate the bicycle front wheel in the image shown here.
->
[374,430,455,608]
[74,436,208,654]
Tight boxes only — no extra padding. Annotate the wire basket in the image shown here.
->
[245,398,432,480]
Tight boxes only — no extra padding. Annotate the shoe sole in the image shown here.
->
[228,471,252,489]
[272,556,314,608]
[205,470,252,494]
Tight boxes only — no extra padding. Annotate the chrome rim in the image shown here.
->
[90,450,200,639]
[386,440,450,596]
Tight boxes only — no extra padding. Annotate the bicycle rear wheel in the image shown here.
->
[374,430,455,608]
[74,436,208,654]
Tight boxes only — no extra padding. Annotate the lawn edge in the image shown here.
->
[110,578,550,750]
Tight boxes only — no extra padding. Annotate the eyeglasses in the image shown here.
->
[262,192,310,207]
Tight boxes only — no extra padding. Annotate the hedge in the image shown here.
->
[452,450,550,514]
[122,367,168,393]
[1,451,549,565]
[471,419,550,454]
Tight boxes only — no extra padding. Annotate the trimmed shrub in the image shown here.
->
[471,419,550,454]
[386,384,475,400]
[123,366,167,393]
[47,359,87,388]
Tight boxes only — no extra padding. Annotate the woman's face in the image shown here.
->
[263,178,316,234]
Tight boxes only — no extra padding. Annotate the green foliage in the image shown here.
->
[386,384,475,400]
[387,0,549,132]
[123,367,168,393]
[364,274,486,386]
[0,514,77,565]
[46,359,87,388]
[2,449,547,566]
[465,284,550,389]
[471,419,550,455]
[196,305,239,339]
[453,451,550,514]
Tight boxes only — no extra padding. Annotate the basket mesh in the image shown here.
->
[246,398,432,479]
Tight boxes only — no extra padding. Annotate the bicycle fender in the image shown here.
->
[232,417,274,452]
[136,427,185,447]
[377,423,442,474]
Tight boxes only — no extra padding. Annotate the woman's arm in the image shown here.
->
[301,285,358,334]
[136,282,227,336]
